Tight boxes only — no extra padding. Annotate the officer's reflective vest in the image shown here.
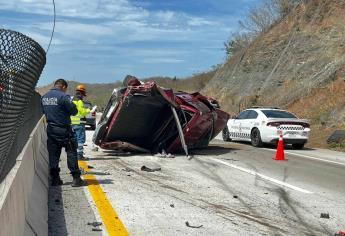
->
[71,99,90,125]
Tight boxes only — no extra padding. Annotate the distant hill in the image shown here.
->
[36,69,217,109]
[37,81,121,109]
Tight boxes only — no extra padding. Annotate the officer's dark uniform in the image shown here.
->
[42,87,81,183]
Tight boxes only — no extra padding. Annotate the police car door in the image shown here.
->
[231,110,250,140]
[242,110,259,140]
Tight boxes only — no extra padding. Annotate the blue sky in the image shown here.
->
[0,0,258,86]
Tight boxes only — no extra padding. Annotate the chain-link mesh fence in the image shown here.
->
[0,29,46,180]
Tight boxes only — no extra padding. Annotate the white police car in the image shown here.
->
[222,107,310,149]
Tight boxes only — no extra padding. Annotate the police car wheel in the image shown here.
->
[222,127,231,142]
[251,128,263,147]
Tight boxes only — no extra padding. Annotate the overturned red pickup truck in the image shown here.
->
[93,78,229,155]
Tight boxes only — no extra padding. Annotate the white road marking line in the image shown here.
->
[208,158,313,194]
[263,148,345,167]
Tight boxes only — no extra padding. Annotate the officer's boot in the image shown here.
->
[50,168,63,186]
[71,172,85,187]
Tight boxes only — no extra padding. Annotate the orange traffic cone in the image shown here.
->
[274,135,286,161]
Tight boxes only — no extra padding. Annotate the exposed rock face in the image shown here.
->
[203,0,345,119]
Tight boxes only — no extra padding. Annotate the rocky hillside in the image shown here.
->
[37,81,121,109]
[202,0,345,148]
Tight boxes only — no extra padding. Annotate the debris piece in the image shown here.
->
[87,165,94,169]
[84,144,88,146]
[222,158,238,161]
[122,167,132,172]
[92,228,102,232]
[166,153,175,158]
[91,144,99,152]
[155,150,175,158]
[141,163,161,172]
[87,222,102,227]
[185,221,203,228]
[233,195,238,199]
[170,204,175,208]
[264,192,268,195]
[80,168,87,175]
[320,213,330,219]
[127,174,131,177]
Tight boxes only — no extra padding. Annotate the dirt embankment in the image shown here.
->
[202,0,345,148]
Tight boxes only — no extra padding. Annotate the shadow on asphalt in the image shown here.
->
[191,145,240,156]
[86,171,111,176]
[48,186,68,236]
[62,179,114,186]
[85,179,114,185]
[85,157,121,161]
[221,140,316,151]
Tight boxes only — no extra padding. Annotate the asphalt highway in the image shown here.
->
[75,130,345,236]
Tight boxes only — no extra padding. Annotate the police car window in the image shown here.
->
[237,111,250,119]
[261,110,297,118]
[247,110,258,119]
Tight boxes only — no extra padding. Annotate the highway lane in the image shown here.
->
[83,130,345,235]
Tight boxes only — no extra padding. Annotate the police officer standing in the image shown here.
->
[41,79,84,187]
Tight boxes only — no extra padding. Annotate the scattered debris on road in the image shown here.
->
[122,167,133,172]
[80,168,88,175]
[320,213,330,219]
[233,195,238,199]
[170,204,175,208]
[185,221,203,228]
[87,222,102,227]
[221,158,238,161]
[92,228,102,232]
[155,150,175,158]
[141,163,161,172]
[87,165,94,169]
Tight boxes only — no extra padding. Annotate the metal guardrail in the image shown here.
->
[0,29,46,179]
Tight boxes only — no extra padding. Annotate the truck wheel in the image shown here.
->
[251,128,263,147]
[222,127,231,142]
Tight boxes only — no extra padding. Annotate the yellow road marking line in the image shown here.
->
[79,160,129,236]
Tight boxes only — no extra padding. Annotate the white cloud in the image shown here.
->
[188,17,215,27]
[142,58,184,64]
[1,0,225,46]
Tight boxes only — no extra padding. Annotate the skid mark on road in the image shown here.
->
[207,158,313,194]
[79,160,129,236]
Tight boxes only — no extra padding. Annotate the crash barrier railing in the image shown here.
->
[0,116,49,235]
[0,29,46,182]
